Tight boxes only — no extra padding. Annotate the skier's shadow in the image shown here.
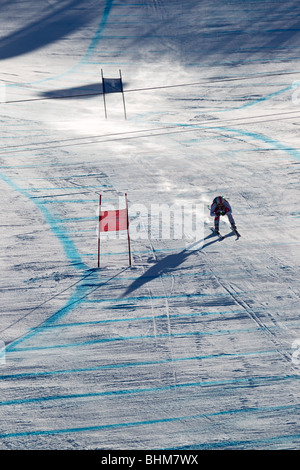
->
[121,231,232,298]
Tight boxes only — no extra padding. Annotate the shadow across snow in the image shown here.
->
[0,0,103,60]
[39,83,104,100]
[121,231,234,298]
[39,81,128,100]
[123,0,300,66]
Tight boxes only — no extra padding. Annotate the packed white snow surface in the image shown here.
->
[0,0,300,450]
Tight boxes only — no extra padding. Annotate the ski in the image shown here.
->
[210,227,241,240]
[210,227,225,240]
[233,229,241,239]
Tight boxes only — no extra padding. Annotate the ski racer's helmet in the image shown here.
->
[215,196,224,207]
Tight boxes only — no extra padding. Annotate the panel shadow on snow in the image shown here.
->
[39,81,128,100]
[39,83,104,100]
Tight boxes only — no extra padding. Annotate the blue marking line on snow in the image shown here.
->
[0,171,96,352]
[171,431,300,450]
[24,186,108,190]
[55,216,97,222]
[0,348,280,382]
[81,0,115,63]
[234,85,294,110]
[36,308,245,328]
[218,127,300,161]
[0,173,87,270]
[33,305,283,330]
[28,173,108,180]
[0,376,300,414]
[0,374,299,408]
[9,325,272,353]
[0,393,299,442]
[38,199,98,204]
[85,290,245,304]
[5,268,127,352]
[165,121,300,161]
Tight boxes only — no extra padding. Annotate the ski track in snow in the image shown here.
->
[0,0,300,450]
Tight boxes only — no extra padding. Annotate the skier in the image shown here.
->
[210,196,240,237]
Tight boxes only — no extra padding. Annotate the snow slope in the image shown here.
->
[0,0,299,449]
